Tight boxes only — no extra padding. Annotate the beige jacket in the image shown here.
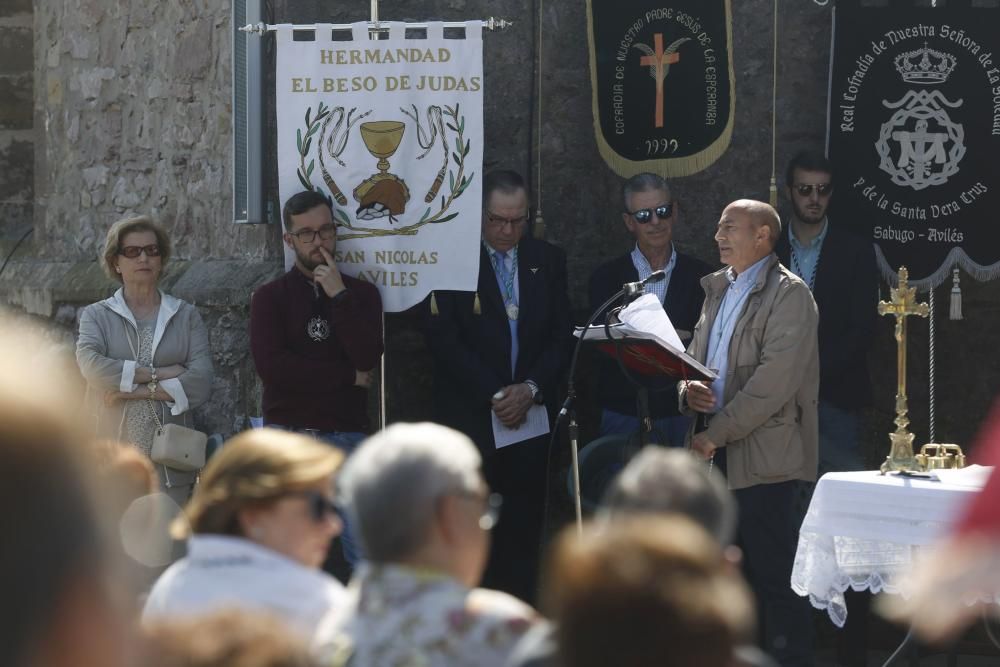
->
[76,290,213,480]
[680,254,819,490]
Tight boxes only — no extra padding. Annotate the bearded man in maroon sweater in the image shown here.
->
[250,190,383,564]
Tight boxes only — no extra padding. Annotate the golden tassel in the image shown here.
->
[473,292,481,315]
[533,210,546,239]
[430,291,439,316]
[769,176,778,208]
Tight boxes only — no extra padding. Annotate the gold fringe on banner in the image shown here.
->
[473,292,481,315]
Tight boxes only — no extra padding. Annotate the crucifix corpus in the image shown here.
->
[878,267,929,474]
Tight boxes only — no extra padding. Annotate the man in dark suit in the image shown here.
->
[588,173,712,447]
[776,151,878,476]
[424,169,572,603]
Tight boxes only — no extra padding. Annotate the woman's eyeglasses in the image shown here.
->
[118,244,161,258]
[627,203,673,224]
[794,183,832,197]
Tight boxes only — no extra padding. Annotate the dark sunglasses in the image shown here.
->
[296,490,339,523]
[794,183,833,197]
[118,244,161,258]
[627,203,673,223]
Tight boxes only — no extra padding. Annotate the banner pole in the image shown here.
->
[240,18,512,35]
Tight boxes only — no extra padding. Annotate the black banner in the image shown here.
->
[585,0,734,177]
[829,0,1000,288]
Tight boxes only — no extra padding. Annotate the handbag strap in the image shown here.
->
[146,398,164,435]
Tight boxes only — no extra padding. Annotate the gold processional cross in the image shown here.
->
[878,267,929,473]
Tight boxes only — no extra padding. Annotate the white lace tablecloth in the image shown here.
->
[791,467,991,627]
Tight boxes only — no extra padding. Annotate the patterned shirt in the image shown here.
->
[315,563,540,667]
[630,243,677,304]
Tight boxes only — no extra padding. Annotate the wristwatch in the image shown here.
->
[524,380,544,405]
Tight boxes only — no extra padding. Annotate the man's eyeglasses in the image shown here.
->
[794,183,833,197]
[289,225,337,243]
[454,491,503,531]
[485,212,529,229]
[627,203,673,224]
[118,244,161,259]
[295,490,339,523]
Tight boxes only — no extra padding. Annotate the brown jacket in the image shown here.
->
[680,254,819,490]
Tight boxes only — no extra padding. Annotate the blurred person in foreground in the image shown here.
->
[542,516,755,667]
[508,447,776,667]
[142,609,318,667]
[0,316,134,667]
[142,429,346,643]
[76,215,214,505]
[315,422,541,666]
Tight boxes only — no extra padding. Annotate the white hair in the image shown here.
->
[600,446,738,545]
[336,422,483,562]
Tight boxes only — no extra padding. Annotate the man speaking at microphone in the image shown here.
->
[680,199,818,666]
[588,173,712,446]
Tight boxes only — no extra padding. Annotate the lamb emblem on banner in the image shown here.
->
[875,44,965,191]
[294,101,474,240]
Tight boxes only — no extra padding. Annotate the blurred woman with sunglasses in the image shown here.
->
[76,215,214,504]
[143,428,346,643]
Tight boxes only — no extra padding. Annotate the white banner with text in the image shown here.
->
[276,21,484,311]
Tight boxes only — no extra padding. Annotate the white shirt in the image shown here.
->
[143,535,346,642]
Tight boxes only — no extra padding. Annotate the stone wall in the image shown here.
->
[2,0,997,459]
[0,0,33,249]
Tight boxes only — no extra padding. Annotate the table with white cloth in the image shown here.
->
[791,466,992,627]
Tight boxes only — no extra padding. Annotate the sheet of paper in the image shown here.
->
[492,404,550,449]
[618,293,685,351]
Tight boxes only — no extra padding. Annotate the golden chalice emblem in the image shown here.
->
[354,120,411,223]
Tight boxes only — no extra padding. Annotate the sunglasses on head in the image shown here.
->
[118,244,161,258]
[627,203,673,223]
[794,183,833,197]
[296,490,339,523]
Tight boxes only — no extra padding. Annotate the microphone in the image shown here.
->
[622,270,666,298]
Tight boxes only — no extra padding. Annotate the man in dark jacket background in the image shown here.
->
[588,173,712,447]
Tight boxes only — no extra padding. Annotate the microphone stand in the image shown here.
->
[557,287,638,534]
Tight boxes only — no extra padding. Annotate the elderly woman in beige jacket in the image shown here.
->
[77,215,213,504]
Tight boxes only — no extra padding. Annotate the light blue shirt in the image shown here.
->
[704,255,771,411]
[485,243,520,374]
[788,219,828,291]
[630,244,677,304]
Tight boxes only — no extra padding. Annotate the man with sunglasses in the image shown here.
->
[588,173,712,447]
[250,190,384,569]
[775,151,877,476]
[424,169,572,604]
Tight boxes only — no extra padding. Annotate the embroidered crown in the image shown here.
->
[893,43,956,85]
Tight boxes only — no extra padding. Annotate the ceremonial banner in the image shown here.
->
[829,1,1000,289]
[276,22,484,311]
[585,0,735,177]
